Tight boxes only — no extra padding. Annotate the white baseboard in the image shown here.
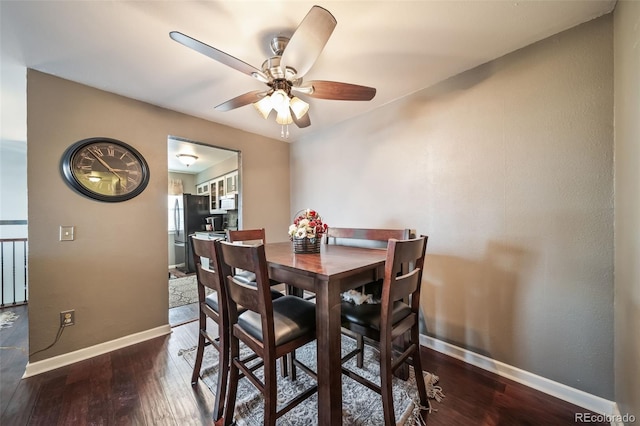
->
[420,335,619,419]
[23,324,172,378]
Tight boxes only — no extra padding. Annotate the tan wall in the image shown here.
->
[170,171,197,194]
[27,70,290,362]
[614,1,640,421]
[291,16,614,398]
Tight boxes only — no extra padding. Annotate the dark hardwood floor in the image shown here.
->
[169,302,199,327]
[1,304,606,425]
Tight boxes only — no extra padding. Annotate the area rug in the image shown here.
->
[0,311,20,329]
[180,335,444,425]
[169,275,199,309]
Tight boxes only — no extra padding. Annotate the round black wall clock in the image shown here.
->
[61,137,150,202]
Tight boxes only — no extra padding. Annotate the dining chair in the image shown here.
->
[340,235,429,425]
[226,228,290,376]
[189,235,232,421]
[217,240,318,426]
[325,227,411,298]
[190,235,285,420]
[325,227,411,368]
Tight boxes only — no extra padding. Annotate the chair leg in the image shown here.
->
[379,338,396,425]
[280,355,289,377]
[411,327,429,416]
[263,355,278,426]
[289,349,297,381]
[191,316,206,385]
[213,331,229,421]
[223,339,240,426]
[356,334,364,368]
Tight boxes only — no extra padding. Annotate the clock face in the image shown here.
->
[61,138,150,202]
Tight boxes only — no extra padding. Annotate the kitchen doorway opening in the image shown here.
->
[167,135,240,326]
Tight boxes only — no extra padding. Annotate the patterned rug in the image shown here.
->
[180,335,444,425]
[0,311,20,329]
[169,275,199,309]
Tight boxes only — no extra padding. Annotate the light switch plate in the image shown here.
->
[60,226,75,241]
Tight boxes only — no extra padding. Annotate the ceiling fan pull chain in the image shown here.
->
[280,125,290,139]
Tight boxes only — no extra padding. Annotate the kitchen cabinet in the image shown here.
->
[196,182,209,195]
[204,170,238,213]
[225,170,238,194]
[209,179,222,212]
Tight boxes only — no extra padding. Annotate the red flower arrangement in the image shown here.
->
[288,209,328,240]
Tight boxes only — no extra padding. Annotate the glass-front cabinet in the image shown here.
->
[196,182,209,195]
[217,177,225,201]
[209,180,217,211]
[225,171,238,194]
[203,170,238,213]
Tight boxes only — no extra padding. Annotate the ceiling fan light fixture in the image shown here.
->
[253,95,273,119]
[270,89,290,111]
[276,109,293,125]
[176,154,198,167]
[289,96,309,119]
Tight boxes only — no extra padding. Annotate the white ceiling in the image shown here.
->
[168,136,237,174]
[1,0,615,148]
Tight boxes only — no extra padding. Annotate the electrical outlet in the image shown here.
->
[60,310,75,327]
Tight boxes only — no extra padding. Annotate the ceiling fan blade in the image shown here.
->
[215,90,267,112]
[280,6,336,78]
[170,31,269,82]
[294,80,376,101]
[291,109,311,128]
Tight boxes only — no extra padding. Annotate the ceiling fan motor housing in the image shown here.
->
[261,55,300,85]
[269,36,289,56]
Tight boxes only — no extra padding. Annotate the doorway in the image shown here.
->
[167,136,239,326]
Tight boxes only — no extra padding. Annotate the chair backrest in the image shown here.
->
[217,241,276,343]
[380,236,428,330]
[191,235,223,293]
[227,228,266,245]
[324,227,411,249]
[190,236,232,320]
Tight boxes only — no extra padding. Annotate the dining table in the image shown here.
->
[264,241,388,426]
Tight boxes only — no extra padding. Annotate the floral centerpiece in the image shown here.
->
[288,209,328,253]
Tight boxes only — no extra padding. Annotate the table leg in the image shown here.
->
[315,277,343,425]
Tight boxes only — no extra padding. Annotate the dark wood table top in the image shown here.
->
[264,241,387,280]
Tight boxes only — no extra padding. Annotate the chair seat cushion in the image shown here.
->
[238,296,316,346]
[232,270,257,284]
[204,292,220,312]
[341,300,411,331]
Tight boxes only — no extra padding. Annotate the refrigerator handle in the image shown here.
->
[174,198,181,237]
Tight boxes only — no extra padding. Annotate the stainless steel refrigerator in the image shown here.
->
[173,194,209,273]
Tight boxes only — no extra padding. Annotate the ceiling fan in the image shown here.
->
[169,5,376,137]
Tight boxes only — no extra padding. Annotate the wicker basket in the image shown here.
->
[292,236,322,254]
